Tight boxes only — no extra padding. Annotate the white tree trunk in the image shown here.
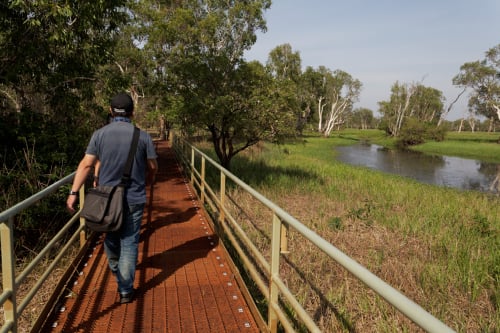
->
[468,117,476,132]
[389,83,415,136]
[323,93,349,137]
[317,96,326,132]
[437,88,466,127]
[494,104,500,121]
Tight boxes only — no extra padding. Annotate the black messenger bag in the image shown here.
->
[80,127,140,232]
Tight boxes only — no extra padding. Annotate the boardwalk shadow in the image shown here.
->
[141,205,200,240]
[137,236,219,293]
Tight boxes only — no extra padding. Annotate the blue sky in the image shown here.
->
[244,0,500,120]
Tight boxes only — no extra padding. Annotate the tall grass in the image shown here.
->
[223,135,499,332]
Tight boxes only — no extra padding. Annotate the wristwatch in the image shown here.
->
[69,190,79,196]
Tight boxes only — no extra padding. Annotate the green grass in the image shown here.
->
[225,132,499,332]
[445,131,500,142]
[412,140,500,163]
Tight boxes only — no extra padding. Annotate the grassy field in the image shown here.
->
[211,130,499,332]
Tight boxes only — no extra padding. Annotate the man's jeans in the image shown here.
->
[104,203,144,295]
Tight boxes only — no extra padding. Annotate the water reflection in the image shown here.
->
[335,143,500,193]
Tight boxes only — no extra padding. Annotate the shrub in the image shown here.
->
[396,119,446,148]
[396,119,426,148]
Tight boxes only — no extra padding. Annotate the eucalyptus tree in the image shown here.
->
[350,108,375,129]
[453,44,500,131]
[379,82,415,137]
[267,43,302,82]
[298,66,327,132]
[410,85,444,122]
[319,68,362,137]
[266,43,304,133]
[138,0,275,169]
[379,82,443,137]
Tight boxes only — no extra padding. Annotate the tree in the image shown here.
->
[0,0,130,250]
[0,0,128,110]
[410,85,444,122]
[0,0,129,168]
[453,44,500,132]
[320,69,362,136]
[298,66,328,133]
[297,66,361,136]
[379,81,444,137]
[379,82,416,137]
[266,44,303,133]
[351,108,375,129]
[267,43,302,82]
[437,88,466,127]
[142,0,275,169]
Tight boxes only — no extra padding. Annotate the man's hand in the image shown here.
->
[66,154,97,213]
[147,158,158,185]
[66,195,78,213]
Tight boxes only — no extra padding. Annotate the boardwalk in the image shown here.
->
[39,141,264,333]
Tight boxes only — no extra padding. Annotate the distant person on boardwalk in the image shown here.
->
[66,92,158,304]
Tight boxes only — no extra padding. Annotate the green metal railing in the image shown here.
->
[0,138,457,332]
[0,174,88,333]
[173,136,455,333]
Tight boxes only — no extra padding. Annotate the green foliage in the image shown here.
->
[267,43,302,82]
[453,44,500,121]
[0,141,75,256]
[142,0,279,169]
[379,82,444,137]
[1,0,129,172]
[349,108,376,129]
[396,119,446,148]
[426,124,447,141]
[313,67,362,136]
[0,0,130,253]
[396,120,426,147]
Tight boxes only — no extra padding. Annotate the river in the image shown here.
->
[335,143,500,193]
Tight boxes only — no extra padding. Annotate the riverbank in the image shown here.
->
[337,129,500,163]
[221,133,499,332]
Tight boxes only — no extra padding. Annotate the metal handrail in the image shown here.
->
[173,136,455,333]
[0,172,88,333]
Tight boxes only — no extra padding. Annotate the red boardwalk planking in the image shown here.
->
[40,141,262,333]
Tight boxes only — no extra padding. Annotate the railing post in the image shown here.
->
[268,213,282,333]
[1,216,17,332]
[79,184,86,247]
[190,147,195,185]
[219,171,226,225]
[200,156,206,203]
[280,223,289,254]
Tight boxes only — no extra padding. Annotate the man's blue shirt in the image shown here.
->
[86,120,157,204]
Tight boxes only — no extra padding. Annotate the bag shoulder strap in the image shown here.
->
[120,127,140,185]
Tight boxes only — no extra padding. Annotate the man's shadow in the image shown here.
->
[137,199,219,294]
[137,235,219,293]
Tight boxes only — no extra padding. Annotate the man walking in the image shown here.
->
[66,92,158,304]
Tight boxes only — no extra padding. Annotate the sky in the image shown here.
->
[243,0,500,120]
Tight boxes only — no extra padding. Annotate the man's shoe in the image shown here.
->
[119,291,134,304]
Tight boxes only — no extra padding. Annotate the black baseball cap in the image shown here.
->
[110,93,134,114]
